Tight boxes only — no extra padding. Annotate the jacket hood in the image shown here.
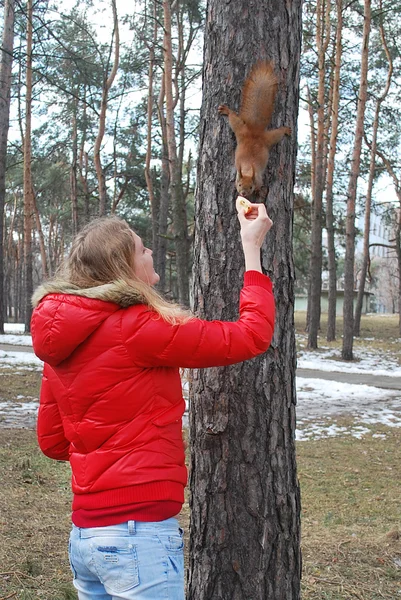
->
[31,279,146,366]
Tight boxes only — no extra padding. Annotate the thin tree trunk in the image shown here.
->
[155,76,170,292]
[354,0,392,336]
[0,0,15,333]
[70,98,79,235]
[342,0,371,360]
[32,187,48,278]
[94,0,119,216]
[23,0,34,332]
[188,0,302,597]
[326,0,343,342]
[78,87,91,224]
[307,0,331,349]
[144,1,158,256]
[162,0,189,306]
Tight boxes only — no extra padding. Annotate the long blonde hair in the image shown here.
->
[55,216,191,324]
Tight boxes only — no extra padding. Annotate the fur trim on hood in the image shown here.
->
[32,279,147,309]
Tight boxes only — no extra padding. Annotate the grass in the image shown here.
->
[0,313,400,599]
[1,426,400,599]
[295,311,401,365]
[294,311,400,342]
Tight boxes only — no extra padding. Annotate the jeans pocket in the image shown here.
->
[91,541,140,594]
[68,540,78,580]
[158,526,184,553]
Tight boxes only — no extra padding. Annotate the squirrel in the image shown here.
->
[218,61,291,198]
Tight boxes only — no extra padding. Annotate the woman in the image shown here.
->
[31,200,275,600]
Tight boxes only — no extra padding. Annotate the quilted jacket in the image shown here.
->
[31,270,275,516]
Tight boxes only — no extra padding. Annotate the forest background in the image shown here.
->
[0,0,400,360]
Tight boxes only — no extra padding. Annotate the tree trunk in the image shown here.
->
[326,0,343,342]
[94,0,119,216]
[307,0,331,350]
[155,78,170,293]
[342,0,371,361]
[144,2,159,258]
[32,187,48,278]
[162,0,189,306]
[70,98,79,235]
[23,0,34,332]
[0,0,15,333]
[354,0,392,336]
[188,0,302,598]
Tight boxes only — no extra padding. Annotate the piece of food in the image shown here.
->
[236,196,252,214]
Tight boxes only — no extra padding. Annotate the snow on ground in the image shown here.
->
[297,346,401,377]
[0,350,42,369]
[296,377,401,441]
[1,323,32,346]
[0,400,39,429]
[0,325,400,439]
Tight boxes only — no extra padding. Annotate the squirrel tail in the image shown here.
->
[239,61,278,130]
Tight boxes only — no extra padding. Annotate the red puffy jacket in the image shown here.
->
[31,271,275,524]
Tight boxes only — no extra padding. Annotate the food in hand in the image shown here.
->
[236,196,252,214]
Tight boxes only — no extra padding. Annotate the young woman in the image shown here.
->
[31,201,275,600]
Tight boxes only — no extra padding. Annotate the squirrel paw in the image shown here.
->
[218,104,230,116]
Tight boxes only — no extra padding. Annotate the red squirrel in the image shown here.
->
[218,61,291,198]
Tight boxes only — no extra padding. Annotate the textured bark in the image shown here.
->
[23,0,34,332]
[354,1,392,336]
[70,100,79,235]
[188,1,302,598]
[162,0,189,306]
[94,0,119,216]
[145,5,158,254]
[156,80,170,292]
[342,0,371,361]
[307,0,331,350]
[325,0,343,342]
[0,0,15,333]
[32,187,48,278]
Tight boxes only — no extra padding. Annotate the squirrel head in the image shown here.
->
[236,168,255,198]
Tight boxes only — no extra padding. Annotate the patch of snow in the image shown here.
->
[4,323,26,334]
[298,348,401,377]
[0,334,32,346]
[0,400,39,428]
[0,350,42,368]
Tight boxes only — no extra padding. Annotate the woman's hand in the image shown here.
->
[236,197,273,249]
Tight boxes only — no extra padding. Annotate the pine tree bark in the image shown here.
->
[23,0,34,332]
[307,0,331,349]
[188,1,302,598]
[342,0,371,360]
[354,1,392,336]
[0,0,15,333]
[325,0,343,342]
[70,99,79,235]
[95,0,119,216]
[156,79,170,293]
[162,0,189,306]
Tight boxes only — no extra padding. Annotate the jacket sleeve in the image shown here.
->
[123,271,275,369]
[37,365,70,461]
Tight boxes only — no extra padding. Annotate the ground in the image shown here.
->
[0,314,400,599]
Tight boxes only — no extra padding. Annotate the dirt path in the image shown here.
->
[297,368,401,390]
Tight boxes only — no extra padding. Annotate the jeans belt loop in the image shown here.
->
[128,520,136,535]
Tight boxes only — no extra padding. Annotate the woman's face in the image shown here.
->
[132,232,160,286]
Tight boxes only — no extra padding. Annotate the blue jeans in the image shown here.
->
[68,518,185,600]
